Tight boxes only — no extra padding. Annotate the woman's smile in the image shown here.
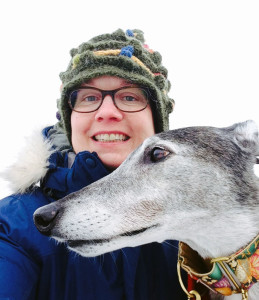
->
[92,132,130,142]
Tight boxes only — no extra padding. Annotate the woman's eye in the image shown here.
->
[150,147,170,162]
[124,95,136,102]
[84,96,97,102]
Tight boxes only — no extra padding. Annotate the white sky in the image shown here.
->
[0,0,258,198]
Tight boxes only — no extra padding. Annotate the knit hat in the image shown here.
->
[58,29,174,142]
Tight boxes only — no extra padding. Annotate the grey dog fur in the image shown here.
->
[34,120,259,300]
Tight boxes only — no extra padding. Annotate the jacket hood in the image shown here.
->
[2,128,55,194]
[2,124,109,197]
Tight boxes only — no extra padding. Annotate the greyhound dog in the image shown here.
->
[34,120,259,300]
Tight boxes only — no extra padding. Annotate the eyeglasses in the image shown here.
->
[68,86,150,113]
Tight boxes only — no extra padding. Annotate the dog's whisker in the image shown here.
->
[120,249,130,267]
[109,252,119,270]
[163,241,179,250]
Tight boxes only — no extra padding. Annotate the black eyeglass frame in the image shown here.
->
[68,86,151,113]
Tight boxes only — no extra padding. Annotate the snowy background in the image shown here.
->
[0,0,258,198]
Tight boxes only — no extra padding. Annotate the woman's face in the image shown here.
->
[71,76,155,170]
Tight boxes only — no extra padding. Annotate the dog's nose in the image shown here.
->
[33,203,59,236]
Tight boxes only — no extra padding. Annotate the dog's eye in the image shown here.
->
[150,147,170,162]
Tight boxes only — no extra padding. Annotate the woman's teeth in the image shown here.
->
[94,133,128,142]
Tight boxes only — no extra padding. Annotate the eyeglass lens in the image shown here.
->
[69,87,149,113]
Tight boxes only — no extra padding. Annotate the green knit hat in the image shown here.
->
[58,29,174,142]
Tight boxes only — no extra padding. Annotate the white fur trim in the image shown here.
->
[1,129,53,194]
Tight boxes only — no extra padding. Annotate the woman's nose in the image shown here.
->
[94,96,123,121]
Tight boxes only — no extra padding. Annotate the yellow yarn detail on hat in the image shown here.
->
[72,54,81,69]
[131,56,154,76]
[93,49,121,56]
[93,49,154,77]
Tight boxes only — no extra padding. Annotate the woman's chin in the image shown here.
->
[99,154,127,171]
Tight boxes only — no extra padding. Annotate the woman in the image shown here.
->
[0,29,186,299]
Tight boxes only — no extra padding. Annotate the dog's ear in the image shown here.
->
[228,120,259,157]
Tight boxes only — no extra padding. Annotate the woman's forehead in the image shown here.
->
[83,76,133,87]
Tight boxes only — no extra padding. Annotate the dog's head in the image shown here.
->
[34,121,259,258]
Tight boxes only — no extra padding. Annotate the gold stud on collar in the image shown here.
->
[188,290,201,300]
[241,289,248,300]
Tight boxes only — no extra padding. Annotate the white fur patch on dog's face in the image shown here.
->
[65,224,166,257]
[46,185,168,257]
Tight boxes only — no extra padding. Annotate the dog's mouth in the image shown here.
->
[67,225,156,248]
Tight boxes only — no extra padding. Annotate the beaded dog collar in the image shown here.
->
[178,234,259,299]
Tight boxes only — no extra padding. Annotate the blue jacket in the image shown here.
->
[0,126,186,300]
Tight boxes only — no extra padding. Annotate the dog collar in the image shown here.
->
[177,234,259,299]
